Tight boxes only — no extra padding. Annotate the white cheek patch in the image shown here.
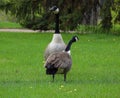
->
[75,37,78,41]
[54,8,59,14]
[56,8,59,12]
[67,50,71,55]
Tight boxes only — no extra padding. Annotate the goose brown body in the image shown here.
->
[45,52,72,74]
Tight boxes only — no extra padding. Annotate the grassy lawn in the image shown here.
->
[0,22,22,29]
[0,32,120,98]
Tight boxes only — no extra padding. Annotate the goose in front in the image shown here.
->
[44,36,79,81]
[44,6,66,60]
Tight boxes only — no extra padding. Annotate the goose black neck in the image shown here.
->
[55,14,60,34]
[65,40,73,52]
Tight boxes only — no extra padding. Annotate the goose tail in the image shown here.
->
[45,64,58,75]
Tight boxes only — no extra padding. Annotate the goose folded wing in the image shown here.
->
[44,52,72,69]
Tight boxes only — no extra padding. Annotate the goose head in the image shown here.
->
[71,36,79,43]
[49,6,59,14]
[64,36,79,53]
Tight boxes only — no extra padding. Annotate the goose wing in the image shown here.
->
[44,52,72,69]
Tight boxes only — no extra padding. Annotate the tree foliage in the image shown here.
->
[101,0,113,31]
[112,0,120,23]
[0,0,5,10]
[0,0,119,31]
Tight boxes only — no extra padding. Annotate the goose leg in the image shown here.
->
[64,73,66,81]
[52,74,55,82]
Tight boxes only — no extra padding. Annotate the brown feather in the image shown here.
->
[44,52,72,74]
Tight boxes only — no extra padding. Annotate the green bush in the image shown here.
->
[76,24,120,35]
[76,25,101,34]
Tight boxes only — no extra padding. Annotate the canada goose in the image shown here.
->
[44,6,66,60]
[44,36,79,81]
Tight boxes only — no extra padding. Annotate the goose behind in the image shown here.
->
[44,6,66,60]
[44,36,79,81]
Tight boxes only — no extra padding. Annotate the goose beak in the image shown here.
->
[49,6,56,11]
[49,7,53,11]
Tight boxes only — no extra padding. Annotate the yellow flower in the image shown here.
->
[42,61,45,64]
[67,91,72,93]
[74,89,77,91]
[60,85,64,88]
[30,86,33,89]
[88,40,90,42]
[113,39,116,41]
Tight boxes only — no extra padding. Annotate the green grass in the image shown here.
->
[0,32,120,98]
[0,22,22,29]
